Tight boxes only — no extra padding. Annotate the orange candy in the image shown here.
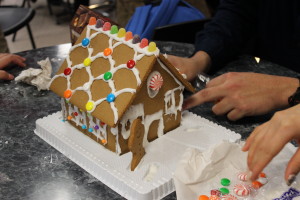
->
[199,195,209,200]
[252,180,263,189]
[89,17,96,25]
[67,116,73,120]
[103,48,112,56]
[101,139,107,144]
[125,31,133,41]
[64,90,72,99]
[259,172,266,178]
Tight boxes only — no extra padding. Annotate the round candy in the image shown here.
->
[88,128,93,132]
[127,59,135,69]
[221,178,231,186]
[74,112,78,116]
[104,71,112,81]
[259,172,266,178]
[103,48,112,56]
[211,189,221,196]
[221,194,237,200]
[67,115,72,120]
[106,93,116,103]
[83,58,91,66]
[82,125,87,129]
[219,187,229,195]
[64,90,72,99]
[149,73,163,91]
[209,195,220,200]
[64,67,72,75]
[82,38,90,47]
[233,183,250,196]
[100,121,106,126]
[237,172,248,181]
[252,180,263,189]
[94,125,99,130]
[101,139,107,144]
[198,195,209,200]
[85,101,94,111]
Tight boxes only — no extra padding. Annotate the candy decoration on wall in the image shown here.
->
[125,31,133,41]
[149,73,163,91]
[89,17,96,25]
[104,48,112,56]
[81,38,90,47]
[104,71,112,81]
[103,22,111,31]
[127,60,135,69]
[64,90,72,99]
[64,67,72,76]
[117,28,126,38]
[233,183,250,196]
[110,25,118,34]
[106,93,116,103]
[96,19,104,28]
[132,34,141,44]
[140,38,148,48]
[86,101,94,111]
[84,58,92,66]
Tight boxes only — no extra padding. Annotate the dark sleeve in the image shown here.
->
[195,0,258,73]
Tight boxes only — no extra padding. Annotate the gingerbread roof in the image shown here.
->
[49,18,194,127]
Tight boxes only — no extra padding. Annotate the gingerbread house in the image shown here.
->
[49,17,195,170]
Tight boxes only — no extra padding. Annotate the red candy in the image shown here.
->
[127,59,135,69]
[211,189,221,196]
[64,67,71,75]
[140,38,148,48]
[252,180,263,189]
[103,22,111,31]
[73,112,78,116]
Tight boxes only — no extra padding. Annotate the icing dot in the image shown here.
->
[86,101,94,111]
[104,71,112,81]
[106,93,115,103]
[101,139,107,144]
[127,60,135,69]
[82,38,90,47]
[94,125,99,130]
[125,31,133,41]
[64,67,72,75]
[132,34,141,44]
[64,90,72,99]
[67,115,72,120]
[140,38,148,48]
[117,28,126,37]
[221,178,231,186]
[74,112,78,116]
[96,19,104,28]
[103,22,111,31]
[110,25,118,34]
[83,58,92,66]
[89,17,96,25]
[198,195,209,200]
[148,42,157,52]
[82,125,87,129]
[88,128,93,132]
[219,187,229,195]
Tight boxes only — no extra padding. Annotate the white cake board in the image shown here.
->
[35,111,241,200]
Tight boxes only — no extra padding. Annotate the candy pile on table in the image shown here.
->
[198,172,268,200]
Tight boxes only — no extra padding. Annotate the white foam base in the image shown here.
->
[35,111,241,200]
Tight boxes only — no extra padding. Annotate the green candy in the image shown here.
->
[104,71,112,81]
[110,25,118,34]
[221,178,231,186]
[219,187,229,195]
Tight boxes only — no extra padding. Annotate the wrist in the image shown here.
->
[190,51,211,73]
[288,77,300,106]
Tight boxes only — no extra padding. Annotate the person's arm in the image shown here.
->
[195,0,258,73]
[242,104,300,185]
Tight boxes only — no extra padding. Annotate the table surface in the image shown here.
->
[0,42,298,200]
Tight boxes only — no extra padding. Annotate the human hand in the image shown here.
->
[167,51,211,81]
[183,72,299,121]
[0,53,26,80]
[242,104,300,185]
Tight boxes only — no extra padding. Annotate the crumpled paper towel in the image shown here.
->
[15,57,52,91]
[174,141,300,200]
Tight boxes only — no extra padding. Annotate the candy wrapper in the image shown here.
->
[15,57,52,91]
[174,141,300,200]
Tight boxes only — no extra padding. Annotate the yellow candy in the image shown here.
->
[85,101,94,111]
[148,42,157,52]
[117,28,126,38]
[83,58,91,66]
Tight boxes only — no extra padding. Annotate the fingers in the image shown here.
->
[285,148,300,186]
[0,70,14,80]
[183,87,224,110]
[0,54,26,69]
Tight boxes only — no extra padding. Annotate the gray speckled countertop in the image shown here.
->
[0,42,298,200]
